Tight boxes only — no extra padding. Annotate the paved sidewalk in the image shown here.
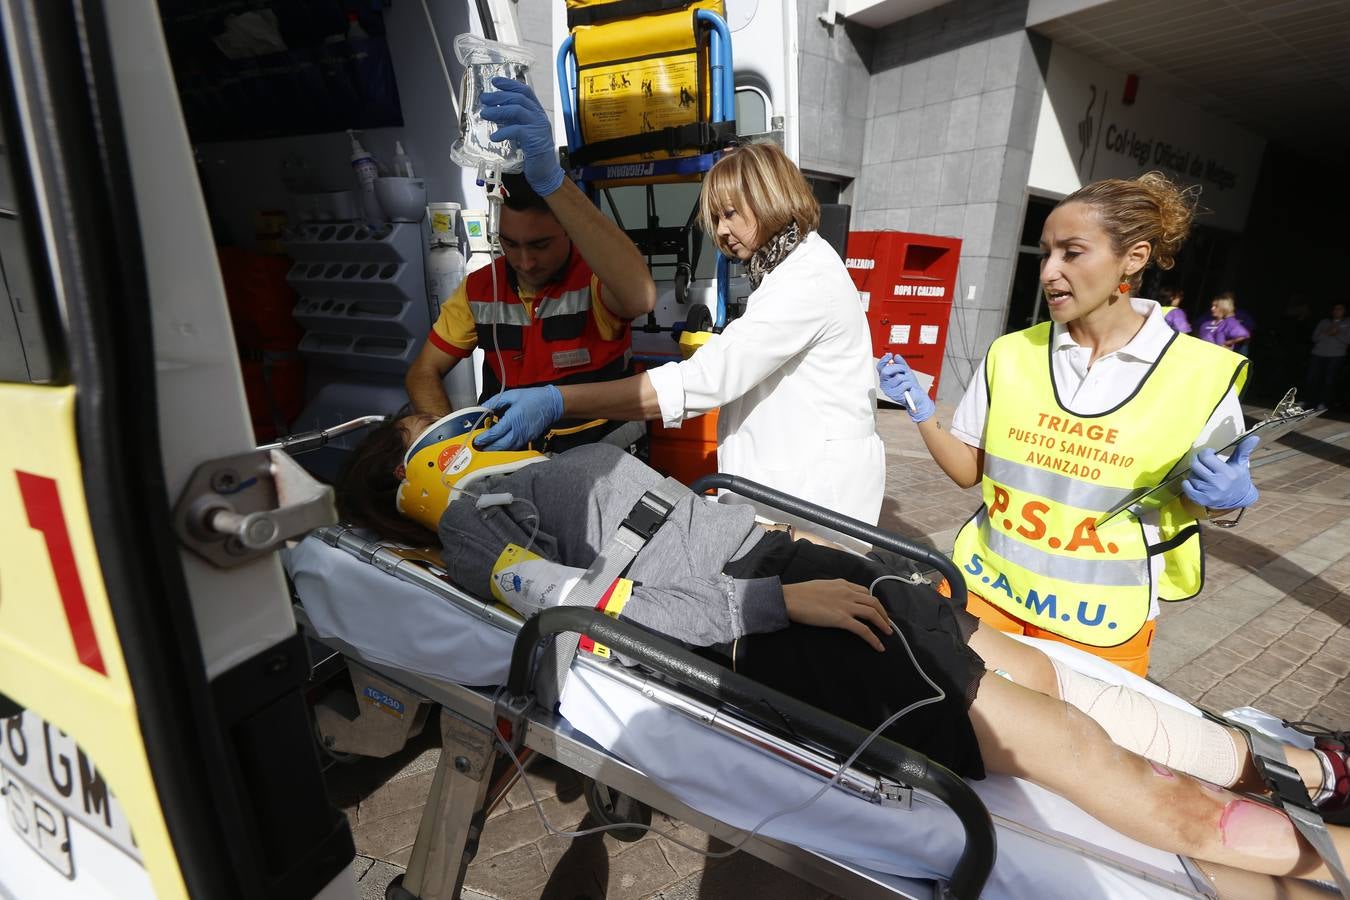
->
[332,402,1350,899]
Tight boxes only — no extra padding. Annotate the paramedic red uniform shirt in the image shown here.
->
[427,246,633,396]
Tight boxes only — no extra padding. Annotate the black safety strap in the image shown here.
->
[534,477,686,708]
[567,120,738,167]
[567,0,699,28]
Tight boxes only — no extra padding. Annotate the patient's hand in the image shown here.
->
[782,580,893,652]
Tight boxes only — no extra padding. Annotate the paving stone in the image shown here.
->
[475,791,591,860]
[1207,586,1281,625]
[465,844,550,900]
[355,858,406,900]
[1223,573,1288,601]
[655,824,724,879]
[1264,680,1325,712]
[1244,651,1300,682]
[1307,649,1350,679]
[1284,665,1339,699]
[357,768,435,825]
[605,838,680,899]
[1319,597,1350,623]
[1202,681,1263,714]
[349,805,424,861]
[1160,669,1216,703]
[1293,610,1343,641]
[1223,666,1284,700]
[1232,615,1296,643]
[1275,629,1328,657]
[1213,632,1266,662]
[1190,651,1244,681]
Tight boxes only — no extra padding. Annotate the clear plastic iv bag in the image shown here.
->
[450,34,534,173]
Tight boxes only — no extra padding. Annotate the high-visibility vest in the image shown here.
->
[951,323,1248,646]
[466,248,632,395]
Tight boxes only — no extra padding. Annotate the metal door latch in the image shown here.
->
[173,448,337,568]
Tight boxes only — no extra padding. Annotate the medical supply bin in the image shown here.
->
[844,231,961,400]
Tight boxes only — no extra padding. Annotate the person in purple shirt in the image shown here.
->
[1159,287,1191,333]
[1199,293,1250,352]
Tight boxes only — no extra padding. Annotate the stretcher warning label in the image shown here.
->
[582,58,699,151]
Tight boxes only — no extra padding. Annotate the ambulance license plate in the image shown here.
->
[0,711,140,877]
[2,762,74,878]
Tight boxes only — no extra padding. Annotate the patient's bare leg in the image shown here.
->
[967,623,1326,795]
[1191,859,1342,899]
[969,673,1348,883]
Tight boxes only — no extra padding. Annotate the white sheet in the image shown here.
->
[286,535,1297,899]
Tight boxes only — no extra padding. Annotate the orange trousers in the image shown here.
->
[957,588,1156,677]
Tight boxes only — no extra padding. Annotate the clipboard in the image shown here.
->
[1093,389,1322,528]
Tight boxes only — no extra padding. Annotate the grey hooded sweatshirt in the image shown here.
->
[438,443,790,646]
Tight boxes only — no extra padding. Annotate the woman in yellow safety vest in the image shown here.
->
[878,172,1259,676]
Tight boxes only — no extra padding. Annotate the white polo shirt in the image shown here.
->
[950,297,1247,618]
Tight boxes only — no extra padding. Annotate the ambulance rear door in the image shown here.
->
[0,1,355,897]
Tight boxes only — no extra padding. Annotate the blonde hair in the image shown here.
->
[1060,171,1199,289]
[698,142,819,256]
[1211,293,1236,316]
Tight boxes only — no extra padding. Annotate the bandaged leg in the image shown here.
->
[1050,658,1242,787]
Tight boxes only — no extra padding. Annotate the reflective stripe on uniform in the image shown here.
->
[984,451,1135,511]
[973,511,1151,587]
[468,301,531,326]
[539,288,592,317]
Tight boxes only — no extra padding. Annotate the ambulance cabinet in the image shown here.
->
[844,232,962,400]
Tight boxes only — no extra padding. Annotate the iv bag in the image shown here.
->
[450,34,534,173]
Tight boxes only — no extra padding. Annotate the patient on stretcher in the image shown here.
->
[335,412,1350,895]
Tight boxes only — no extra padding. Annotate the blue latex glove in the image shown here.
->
[475,386,564,450]
[1181,434,1260,509]
[479,78,565,196]
[876,353,936,424]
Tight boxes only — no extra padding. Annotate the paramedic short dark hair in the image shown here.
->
[502,173,553,214]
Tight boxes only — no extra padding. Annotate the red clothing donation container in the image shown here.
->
[844,232,961,400]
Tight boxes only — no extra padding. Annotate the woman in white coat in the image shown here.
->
[475,142,886,525]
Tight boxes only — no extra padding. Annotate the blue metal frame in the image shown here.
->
[556,34,581,153]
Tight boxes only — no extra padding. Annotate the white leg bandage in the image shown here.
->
[1050,658,1241,787]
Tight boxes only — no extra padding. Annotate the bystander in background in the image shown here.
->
[1199,292,1251,353]
[1159,286,1191,333]
[1306,302,1349,411]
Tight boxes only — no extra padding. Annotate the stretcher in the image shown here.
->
[283,476,1284,900]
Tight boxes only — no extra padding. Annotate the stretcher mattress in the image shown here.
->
[287,535,1297,899]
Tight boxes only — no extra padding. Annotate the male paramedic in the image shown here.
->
[404,79,656,449]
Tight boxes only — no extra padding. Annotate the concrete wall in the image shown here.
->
[800,0,1045,402]
[796,4,874,181]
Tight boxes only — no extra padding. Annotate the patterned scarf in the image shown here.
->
[746,222,805,290]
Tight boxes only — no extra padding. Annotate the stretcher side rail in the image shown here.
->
[688,473,969,608]
[506,606,997,900]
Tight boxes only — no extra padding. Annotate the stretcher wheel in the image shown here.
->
[684,302,712,334]
[674,262,693,304]
[583,778,652,842]
[384,873,417,900]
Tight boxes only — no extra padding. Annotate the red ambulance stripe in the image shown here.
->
[16,471,108,676]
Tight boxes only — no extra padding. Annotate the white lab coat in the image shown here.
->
[647,231,886,526]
